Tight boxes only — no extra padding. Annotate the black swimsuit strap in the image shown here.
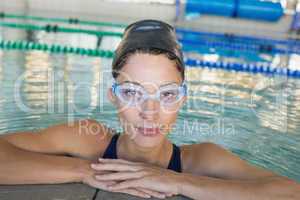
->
[102,134,182,172]
[167,144,182,173]
[102,134,119,159]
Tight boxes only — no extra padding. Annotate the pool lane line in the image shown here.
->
[176,28,300,46]
[0,39,299,79]
[0,21,123,37]
[0,40,114,58]
[0,12,126,28]
[179,38,300,55]
[1,12,299,49]
[1,19,299,56]
[185,58,300,79]
[1,21,298,55]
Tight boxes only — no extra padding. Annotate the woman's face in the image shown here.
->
[108,53,186,148]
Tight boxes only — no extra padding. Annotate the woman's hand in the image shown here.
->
[91,158,182,197]
[82,159,173,199]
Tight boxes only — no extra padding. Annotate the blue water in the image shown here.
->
[0,21,299,182]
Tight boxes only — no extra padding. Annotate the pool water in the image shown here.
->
[0,18,299,182]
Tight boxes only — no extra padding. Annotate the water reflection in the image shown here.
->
[65,55,100,116]
[185,66,300,134]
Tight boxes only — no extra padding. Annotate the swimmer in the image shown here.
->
[0,20,299,199]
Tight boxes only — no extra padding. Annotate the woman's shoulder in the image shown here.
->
[180,142,222,161]
[180,142,228,175]
[75,119,114,140]
[180,142,223,153]
[64,119,115,160]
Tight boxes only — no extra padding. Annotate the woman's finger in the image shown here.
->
[166,192,175,197]
[108,179,141,191]
[91,163,142,172]
[114,188,151,198]
[99,158,137,165]
[136,187,166,199]
[98,158,146,168]
[90,179,151,198]
[89,180,116,190]
[95,171,147,181]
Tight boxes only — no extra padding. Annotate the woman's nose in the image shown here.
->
[139,98,159,120]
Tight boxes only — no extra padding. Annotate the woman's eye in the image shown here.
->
[162,91,174,97]
[161,90,178,98]
[123,89,137,96]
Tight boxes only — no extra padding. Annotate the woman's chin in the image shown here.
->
[127,127,166,147]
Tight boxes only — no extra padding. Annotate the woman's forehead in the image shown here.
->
[117,80,180,88]
[116,74,182,91]
[116,54,182,85]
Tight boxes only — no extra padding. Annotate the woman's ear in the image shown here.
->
[107,88,117,106]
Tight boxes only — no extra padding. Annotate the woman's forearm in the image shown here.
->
[177,173,300,200]
[0,139,92,185]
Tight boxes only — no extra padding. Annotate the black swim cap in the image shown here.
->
[112,19,184,79]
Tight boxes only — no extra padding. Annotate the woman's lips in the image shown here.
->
[135,127,161,136]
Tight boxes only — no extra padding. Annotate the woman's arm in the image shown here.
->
[0,119,109,184]
[92,142,300,200]
[0,138,92,185]
[178,142,300,199]
[177,172,300,200]
[92,159,300,200]
[0,121,167,199]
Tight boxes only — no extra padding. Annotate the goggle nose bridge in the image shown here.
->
[140,90,161,102]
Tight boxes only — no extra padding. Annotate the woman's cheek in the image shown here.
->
[159,110,178,133]
[118,107,140,127]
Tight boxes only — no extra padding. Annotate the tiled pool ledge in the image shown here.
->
[0,183,190,200]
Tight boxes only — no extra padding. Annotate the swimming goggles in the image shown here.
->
[112,81,187,107]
